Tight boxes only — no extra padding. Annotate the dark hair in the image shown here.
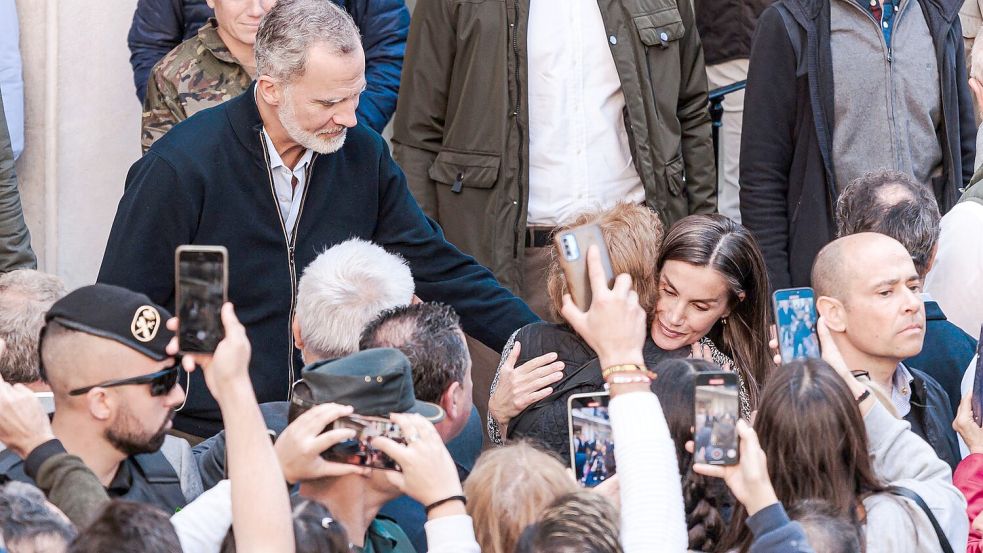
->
[0,481,76,551]
[68,500,180,553]
[358,303,468,403]
[722,359,886,552]
[513,491,622,553]
[650,358,732,551]
[788,499,863,553]
[221,495,349,553]
[657,214,773,409]
[835,170,940,276]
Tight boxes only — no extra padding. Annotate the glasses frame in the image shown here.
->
[69,362,182,397]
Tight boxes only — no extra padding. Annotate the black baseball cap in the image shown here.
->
[293,348,444,422]
[43,284,173,361]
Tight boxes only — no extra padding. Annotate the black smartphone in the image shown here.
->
[772,287,821,363]
[694,372,740,466]
[175,246,229,354]
[325,414,405,472]
[972,326,983,427]
[567,391,613,487]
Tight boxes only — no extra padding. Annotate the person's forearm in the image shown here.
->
[220,383,294,553]
[29,443,110,527]
[424,513,481,553]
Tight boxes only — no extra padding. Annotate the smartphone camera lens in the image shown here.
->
[561,235,580,261]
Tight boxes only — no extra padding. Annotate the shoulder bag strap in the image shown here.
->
[886,485,955,553]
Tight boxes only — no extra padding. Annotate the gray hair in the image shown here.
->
[0,481,77,550]
[254,0,362,83]
[295,239,414,360]
[835,170,941,277]
[0,270,66,384]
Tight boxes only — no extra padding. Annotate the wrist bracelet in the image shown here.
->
[855,389,871,404]
[601,364,649,380]
[604,372,655,389]
[425,495,467,515]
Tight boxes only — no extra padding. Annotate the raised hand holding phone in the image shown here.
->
[175,245,228,354]
[692,419,778,517]
[560,245,646,370]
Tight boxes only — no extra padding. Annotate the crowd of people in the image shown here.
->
[0,0,983,551]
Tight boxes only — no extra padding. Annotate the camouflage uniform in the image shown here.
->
[141,19,251,152]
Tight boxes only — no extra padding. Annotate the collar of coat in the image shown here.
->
[197,18,240,66]
[781,0,959,25]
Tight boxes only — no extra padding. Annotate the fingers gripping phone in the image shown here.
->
[971,326,983,426]
[772,287,821,364]
[567,392,613,487]
[326,414,405,472]
[175,246,228,354]
[694,372,740,466]
[554,225,615,310]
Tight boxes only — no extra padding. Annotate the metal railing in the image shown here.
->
[708,80,747,159]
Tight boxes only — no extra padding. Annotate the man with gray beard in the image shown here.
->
[98,0,538,439]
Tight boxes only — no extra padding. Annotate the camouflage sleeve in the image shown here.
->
[141,63,186,153]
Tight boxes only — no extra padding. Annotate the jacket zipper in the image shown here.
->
[511,1,524,259]
[258,132,317,397]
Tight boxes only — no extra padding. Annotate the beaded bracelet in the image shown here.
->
[425,495,467,515]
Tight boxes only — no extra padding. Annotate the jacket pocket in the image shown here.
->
[428,150,501,192]
[632,4,686,48]
[664,154,685,196]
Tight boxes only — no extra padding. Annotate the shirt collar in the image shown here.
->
[261,128,313,173]
[197,18,240,65]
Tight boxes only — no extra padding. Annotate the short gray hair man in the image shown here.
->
[835,169,941,277]
[292,239,414,362]
[0,270,65,384]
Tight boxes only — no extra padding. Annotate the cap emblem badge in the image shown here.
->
[131,306,161,342]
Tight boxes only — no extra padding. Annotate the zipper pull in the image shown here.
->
[288,246,295,265]
[451,172,465,193]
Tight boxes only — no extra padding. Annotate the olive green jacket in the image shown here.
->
[0,89,35,273]
[392,0,716,293]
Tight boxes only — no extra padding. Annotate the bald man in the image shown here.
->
[813,233,960,468]
[0,284,200,512]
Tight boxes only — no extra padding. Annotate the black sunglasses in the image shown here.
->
[69,361,183,397]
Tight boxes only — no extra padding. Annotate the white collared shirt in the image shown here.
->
[262,129,313,241]
[890,363,916,418]
[525,0,644,226]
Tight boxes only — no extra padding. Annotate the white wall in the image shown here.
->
[15,0,141,289]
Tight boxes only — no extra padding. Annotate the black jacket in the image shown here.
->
[696,0,774,65]
[739,0,975,289]
[905,300,978,417]
[98,86,538,437]
[506,323,685,463]
[126,0,409,132]
[905,366,961,471]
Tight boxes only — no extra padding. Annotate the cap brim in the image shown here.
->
[406,400,445,423]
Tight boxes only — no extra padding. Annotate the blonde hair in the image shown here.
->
[545,203,664,320]
[464,442,577,553]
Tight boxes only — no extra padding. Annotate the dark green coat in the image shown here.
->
[0,89,34,273]
[392,0,716,293]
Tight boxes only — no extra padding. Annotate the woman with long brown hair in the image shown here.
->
[720,357,967,553]
[652,214,773,419]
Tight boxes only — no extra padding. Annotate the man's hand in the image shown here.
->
[275,403,369,484]
[371,413,464,518]
[165,303,252,403]
[0,376,55,459]
[488,342,564,428]
[560,246,646,370]
[953,394,983,455]
[692,419,778,517]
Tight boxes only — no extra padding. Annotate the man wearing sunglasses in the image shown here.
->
[0,284,201,513]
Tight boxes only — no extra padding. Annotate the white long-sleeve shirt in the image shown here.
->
[171,479,233,553]
[610,391,688,552]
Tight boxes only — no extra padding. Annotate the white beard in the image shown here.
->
[278,89,347,154]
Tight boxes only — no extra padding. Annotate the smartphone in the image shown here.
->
[35,392,54,415]
[567,392,613,487]
[694,372,740,466]
[325,414,405,472]
[175,246,229,354]
[971,326,983,426]
[554,225,615,310]
[772,287,821,363]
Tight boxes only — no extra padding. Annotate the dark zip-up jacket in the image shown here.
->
[696,0,775,65]
[97,85,538,437]
[391,0,716,293]
[126,0,409,132]
[739,0,975,289]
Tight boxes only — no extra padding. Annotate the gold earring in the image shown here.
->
[721,317,728,326]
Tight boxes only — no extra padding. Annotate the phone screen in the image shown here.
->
[773,288,821,363]
[177,248,227,353]
[325,414,404,472]
[694,373,740,466]
[568,393,613,487]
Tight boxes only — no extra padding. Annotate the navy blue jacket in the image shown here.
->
[97,85,537,437]
[126,0,409,132]
[906,300,978,417]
